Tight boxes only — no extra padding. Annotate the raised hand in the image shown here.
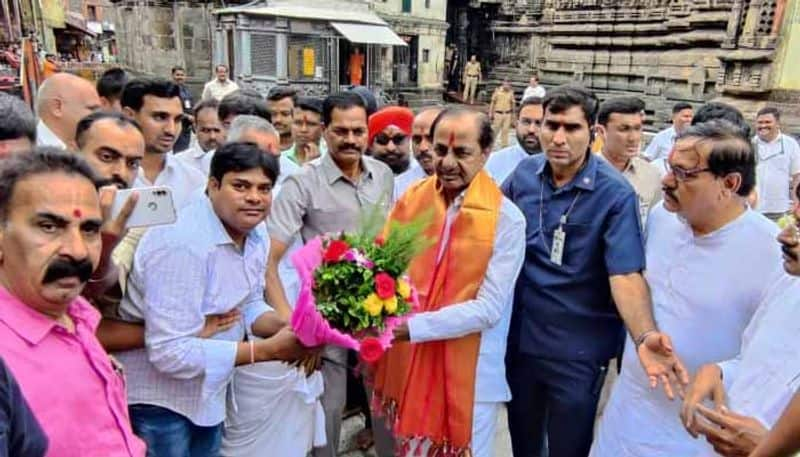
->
[636,331,690,400]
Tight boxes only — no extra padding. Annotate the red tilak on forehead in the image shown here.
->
[73,209,82,218]
[303,114,308,124]
[448,132,455,148]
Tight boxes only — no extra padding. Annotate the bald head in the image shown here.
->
[36,73,101,149]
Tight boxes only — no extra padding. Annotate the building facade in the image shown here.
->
[214,0,407,97]
[371,0,448,90]
[454,0,800,132]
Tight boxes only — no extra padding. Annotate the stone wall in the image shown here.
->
[476,0,799,133]
[111,0,214,94]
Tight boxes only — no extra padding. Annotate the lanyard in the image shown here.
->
[538,177,581,257]
[758,135,785,163]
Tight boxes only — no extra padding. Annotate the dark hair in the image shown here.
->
[120,78,182,112]
[96,68,128,102]
[209,142,280,185]
[215,64,228,72]
[691,102,751,139]
[542,84,599,126]
[322,92,367,126]
[756,106,780,121]
[0,92,36,142]
[679,120,756,197]
[171,66,185,74]
[236,88,264,100]
[296,96,323,115]
[519,96,543,109]
[75,111,142,149]
[430,107,494,151]
[672,102,693,114]
[0,147,97,220]
[347,86,378,117]
[597,97,645,126]
[267,86,298,104]
[193,98,219,118]
[217,94,270,122]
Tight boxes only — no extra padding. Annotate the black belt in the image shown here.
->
[494,110,511,114]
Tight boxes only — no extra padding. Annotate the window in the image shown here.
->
[422,49,429,63]
[287,35,329,81]
[87,5,97,21]
[425,0,431,8]
[251,33,277,76]
[402,0,411,13]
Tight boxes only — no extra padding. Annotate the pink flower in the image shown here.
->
[375,272,396,300]
[359,337,384,364]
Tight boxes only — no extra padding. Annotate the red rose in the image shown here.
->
[374,272,396,299]
[359,337,384,364]
[374,235,385,246]
[323,240,350,263]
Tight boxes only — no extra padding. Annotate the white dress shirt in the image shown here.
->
[688,275,800,456]
[485,144,530,185]
[522,85,546,101]
[407,194,527,403]
[175,145,214,176]
[134,153,207,210]
[202,79,240,101]
[643,126,676,161]
[393,161,427,202]
[754,133,800,214]
[116,195,272,427]
[36,120,66,149]
[591,204,789,457]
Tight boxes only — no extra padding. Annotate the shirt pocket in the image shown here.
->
[562,223,595,266]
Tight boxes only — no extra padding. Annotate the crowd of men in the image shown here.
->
[0,62,799,457]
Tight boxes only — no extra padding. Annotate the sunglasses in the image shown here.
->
[374,133,408,146]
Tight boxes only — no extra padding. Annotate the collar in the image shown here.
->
[0,285,98,346]
[755,133,783,146]
[320,151,374,185]
[190,145,210,159]
[137,152,176,185]
[536,151,598,191]
[198,194,264,247]
[36,120,67,149]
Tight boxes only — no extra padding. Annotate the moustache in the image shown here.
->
[340,144,360,152]
[662,186,678,202]
[782,243,799,262]
[96,177,128,190]
[42,257,94,284]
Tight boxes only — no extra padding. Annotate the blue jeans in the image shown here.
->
[129,404,222,457]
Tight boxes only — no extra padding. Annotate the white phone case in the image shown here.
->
[110,186,177,228]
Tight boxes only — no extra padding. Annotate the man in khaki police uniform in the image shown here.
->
[463,55,482,105]
[490,79,516,148]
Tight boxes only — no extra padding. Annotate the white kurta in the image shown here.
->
[404,194,527,456]
[754,133,800,214]
[693,275,800,456]
[591,204,788,457]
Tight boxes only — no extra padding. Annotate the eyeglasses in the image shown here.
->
[374,133,408,146]
[665,162,712,182]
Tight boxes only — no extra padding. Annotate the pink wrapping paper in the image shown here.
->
[290,237,416,352]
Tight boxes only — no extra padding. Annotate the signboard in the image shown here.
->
[303,48,315,77]
[40,0,66,28]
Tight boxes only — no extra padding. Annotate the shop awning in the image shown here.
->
[64,12,97,36]
[330,22,406,46]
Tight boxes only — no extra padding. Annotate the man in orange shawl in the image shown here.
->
[372,108,526,456]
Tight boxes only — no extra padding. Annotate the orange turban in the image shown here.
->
[368,106,414,145]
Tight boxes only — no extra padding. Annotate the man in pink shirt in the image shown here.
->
[0,147,146,457]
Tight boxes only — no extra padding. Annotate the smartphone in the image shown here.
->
[110,186,177,229]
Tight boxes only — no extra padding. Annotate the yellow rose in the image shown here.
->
[396,279,411,300]
[363,293,383,316]
[382,295,398,314]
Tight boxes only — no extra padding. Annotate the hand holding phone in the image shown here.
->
[110,186,177,229]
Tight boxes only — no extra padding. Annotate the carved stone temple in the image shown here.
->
[448,0,800,133]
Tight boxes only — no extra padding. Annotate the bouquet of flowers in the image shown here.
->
[290,207,430,363]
